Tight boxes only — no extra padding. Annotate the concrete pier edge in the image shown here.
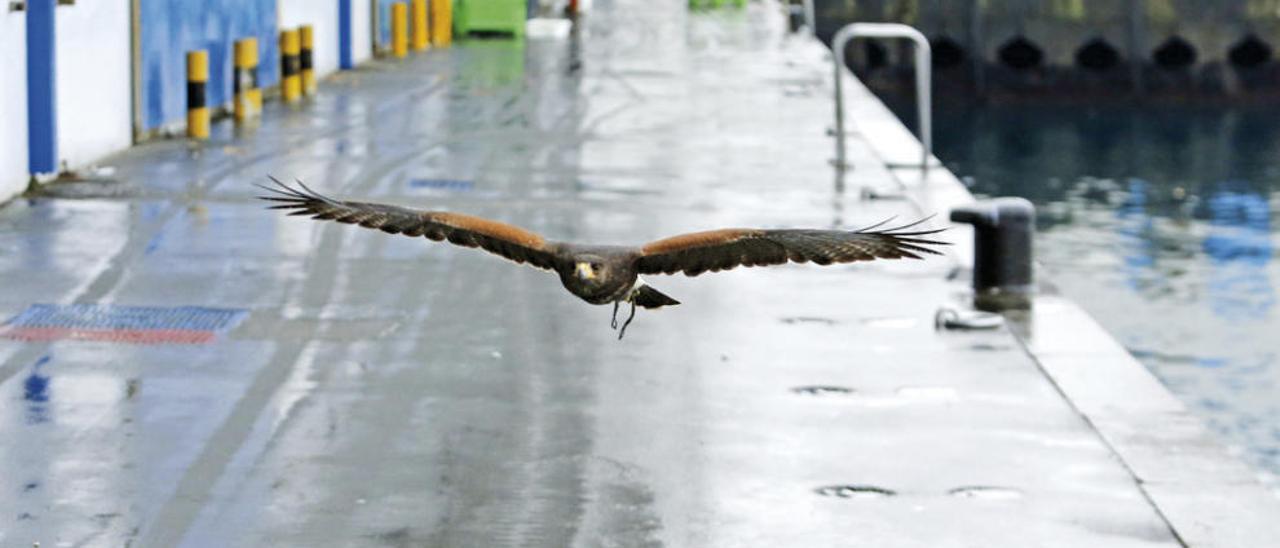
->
[813,29,1280,546]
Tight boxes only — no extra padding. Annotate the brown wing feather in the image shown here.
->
[258,177,564,271]
[636,218,949,276]
[641,229,764,255]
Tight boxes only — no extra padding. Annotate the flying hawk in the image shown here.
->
[258,178,949,339]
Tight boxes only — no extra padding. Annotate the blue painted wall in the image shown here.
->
[140,0,280,131]
[340,0,354,69]
[26,0,56,173]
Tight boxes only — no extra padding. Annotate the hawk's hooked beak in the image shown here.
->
[575,262,597,281]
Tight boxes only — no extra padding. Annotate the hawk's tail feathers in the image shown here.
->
[634,285,680,309]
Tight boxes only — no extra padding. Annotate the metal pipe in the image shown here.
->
[831,23,932,172]
[130,0,143,141]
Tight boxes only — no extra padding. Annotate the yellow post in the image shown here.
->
[280,29,302,102]
[411,0,429,51]
[430,0,452,46]
[186,50,209,140]
[233,37,262,122]
[299,25,317,96]
[392,2,409,58]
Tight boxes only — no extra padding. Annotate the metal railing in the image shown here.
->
[831,23,932,172]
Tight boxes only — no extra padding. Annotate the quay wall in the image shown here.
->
[815,0,1280,97]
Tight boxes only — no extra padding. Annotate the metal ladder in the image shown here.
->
[830,23,933,172]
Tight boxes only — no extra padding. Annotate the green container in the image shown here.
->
[689,0,746,8]
[455,0,526,38]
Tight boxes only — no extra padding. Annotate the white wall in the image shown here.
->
[1,8,28,201]
[280,0,340,77]
[56,0,132,172]
[352,0,373,64]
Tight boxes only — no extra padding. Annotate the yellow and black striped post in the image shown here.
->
[280,29,302,102]
[234,37,262,122]
[411,0,430,51]
[392,2,409,58]
[186,50,209,140]
[430,0,452,46]
[299,25,317,96]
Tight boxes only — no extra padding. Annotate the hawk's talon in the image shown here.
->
[617,301,637,340]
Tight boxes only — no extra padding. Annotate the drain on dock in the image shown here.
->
[0,304,248,344]
[814,485,897,498]
[791,385,856,396]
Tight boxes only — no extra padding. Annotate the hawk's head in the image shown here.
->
[574,258,607,283]
[556,251,638,304]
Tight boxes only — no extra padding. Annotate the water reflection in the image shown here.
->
[24,355,52,425]
[1118,179,1158,291]
[1203,190,1275,320]
[891,97,1280,476]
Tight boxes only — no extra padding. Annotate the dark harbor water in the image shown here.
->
[889,98,1280,483]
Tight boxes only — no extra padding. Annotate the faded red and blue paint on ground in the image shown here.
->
[0,304,248,344]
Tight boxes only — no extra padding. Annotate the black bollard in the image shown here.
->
[950,198,1035,312]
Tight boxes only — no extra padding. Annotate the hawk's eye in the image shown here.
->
[591,262,603,271]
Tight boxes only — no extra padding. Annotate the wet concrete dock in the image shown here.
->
[2,1,1279,546]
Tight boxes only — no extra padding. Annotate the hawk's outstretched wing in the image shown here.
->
[258,178,564,271]
[635,218,948,276]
